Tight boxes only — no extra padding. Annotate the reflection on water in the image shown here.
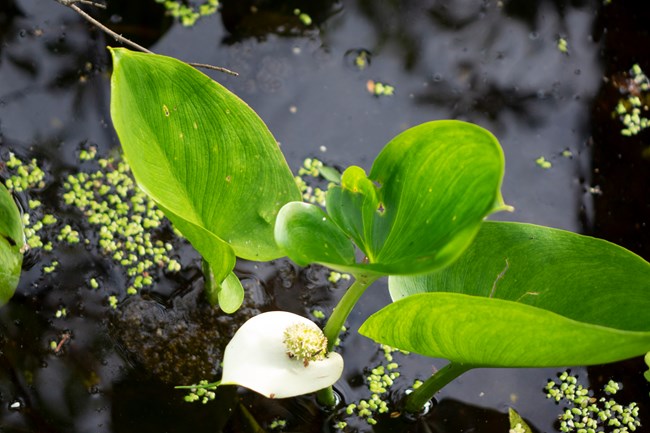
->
[0,0,648,432]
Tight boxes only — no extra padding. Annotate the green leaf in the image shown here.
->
[0,183,24,306]
[508,408,533,433]
[319,165,342,184]
[277,120,509,276]
[0,183,24,246]
[275,202,356,269]
[360,222,650,367]
[109,48,301,303]
[204,270,244,314]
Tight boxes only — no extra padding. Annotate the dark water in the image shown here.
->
[0,0,649,432]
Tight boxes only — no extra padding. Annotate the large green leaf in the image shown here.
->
[360,222,650,367]
[110,48,301,303]
[0,183,24,306]
[276,120,509,276]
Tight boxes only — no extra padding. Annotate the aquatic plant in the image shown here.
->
[0,181,24,306]
[109,48,650,411]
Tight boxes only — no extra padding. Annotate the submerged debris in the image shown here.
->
[110,285,260,384]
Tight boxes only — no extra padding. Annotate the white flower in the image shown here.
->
[220,311,344,398]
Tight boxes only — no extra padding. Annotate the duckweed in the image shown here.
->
[335,344,405,427]
[2,150,183,304]
[63,154,181,295]
[295,158,338,207]
[545,371,641,433]
[154,0,219,27]
[614,64,650,137]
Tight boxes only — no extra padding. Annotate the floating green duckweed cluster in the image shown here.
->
[269,418,287,430]
[328,271,351,284]
[545,371,641,433]
[2,153,61,269]
[182,379,218,404]
[367,80,395,97]
[614,64,650,137]
[557,37,569,54]
[293,8,312,26]
[295,158,339,207]
[340,345,404,426]
[62,154,181,295]
[354,51,370,70]
[154,0,219,27]
[536,156,552,169]
[4,152,45,192]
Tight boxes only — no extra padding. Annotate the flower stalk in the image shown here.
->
[317,274,379,406]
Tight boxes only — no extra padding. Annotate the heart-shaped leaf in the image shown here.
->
[360,222,650,367]
[274,202,356,269]
[0,183,24,306]
[110,48,301,305]
[277,120,509,276]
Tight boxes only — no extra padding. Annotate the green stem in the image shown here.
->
[322,274,378,352]
[317,274,379,406]
[174,380,221,390]
[202,259,220,305]
[404,362,474,413]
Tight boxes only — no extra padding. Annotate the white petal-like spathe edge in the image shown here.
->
[220,311,344,398]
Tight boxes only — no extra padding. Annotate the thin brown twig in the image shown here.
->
[55,0,238,76]
[55,332,71,353]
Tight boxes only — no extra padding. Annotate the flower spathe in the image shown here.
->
[220,311,344,399]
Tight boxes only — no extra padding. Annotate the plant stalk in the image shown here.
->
[317,274,379,406]
[323,274,378,352]
[404,361,474,413]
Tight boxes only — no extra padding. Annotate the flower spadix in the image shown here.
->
[220,311,344,398]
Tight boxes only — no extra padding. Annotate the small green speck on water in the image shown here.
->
[536,156,552,169]
[557,37,569,54]
[43,261,59,274]
[269,419,287,430]
[293,8,312,26]
[367,80,395,96]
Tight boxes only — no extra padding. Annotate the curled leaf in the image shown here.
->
[277,120,509,277]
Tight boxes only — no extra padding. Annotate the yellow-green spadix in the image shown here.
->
[220,311,344,398]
